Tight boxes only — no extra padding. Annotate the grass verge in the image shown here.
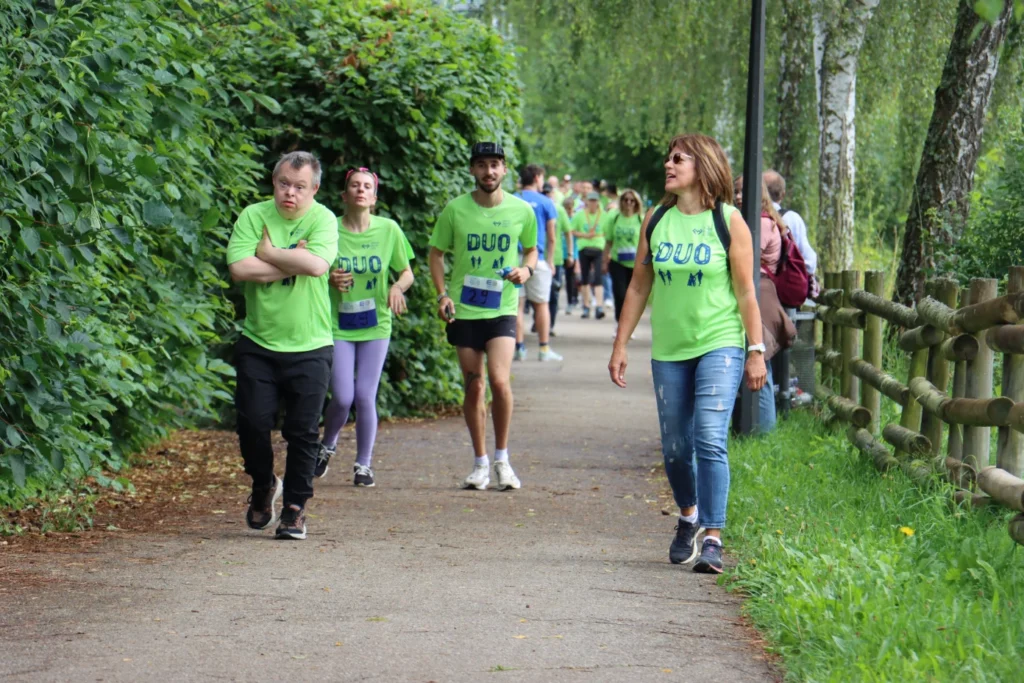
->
[725,410,1023,682]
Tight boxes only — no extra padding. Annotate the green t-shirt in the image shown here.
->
[572,209,606,250]
[428,192,537,320]
[330,215,413,342]
[603,211,642,266]
[553,204,573,267]
[227,200,338,353]
[649,204,745,362]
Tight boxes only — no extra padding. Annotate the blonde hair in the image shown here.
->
[617,188,643,217]
[760,177,786,232]
[660,134,733,211]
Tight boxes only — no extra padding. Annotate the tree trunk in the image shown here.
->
[893,0,1013,306]
[776,0,812,183]
[817,0,879,273]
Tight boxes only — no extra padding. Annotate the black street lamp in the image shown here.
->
[737,0,765,435]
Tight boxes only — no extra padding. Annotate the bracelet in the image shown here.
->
[526,265,534,277]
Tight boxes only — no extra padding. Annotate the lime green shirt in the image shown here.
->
[554,204,573,267]
[649,204,745,362]
[330,215,413,342]
[572,209,605,250]
[429,192,537,320]
[227,200,338,353]
[602,211,642,266]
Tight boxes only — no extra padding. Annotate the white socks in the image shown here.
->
[704,535,722,546]
[681,509,698,524]
[475,455,489,467]
[494,448,509,463]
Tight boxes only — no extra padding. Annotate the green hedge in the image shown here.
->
[0,0,267,505]
[0,0,523,509]
[210,0,523,416]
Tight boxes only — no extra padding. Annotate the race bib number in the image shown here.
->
[461,275,503,309]
[618,248,637,262]
[339,299,378,330]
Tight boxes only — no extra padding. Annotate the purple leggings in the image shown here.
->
[321,338,390,466]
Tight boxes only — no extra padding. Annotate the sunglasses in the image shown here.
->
[621,197,637,204]
[665,152,694,165]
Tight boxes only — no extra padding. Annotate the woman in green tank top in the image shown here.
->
[607,133,767,574]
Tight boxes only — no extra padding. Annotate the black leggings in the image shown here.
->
[578,247,603,287]
[609,260,632,322]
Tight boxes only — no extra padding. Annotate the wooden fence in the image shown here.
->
[813,268,1024,548]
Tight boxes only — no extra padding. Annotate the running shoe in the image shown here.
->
[581,307,591,319]
[604,298,614,309]
[669,518,704,564]
[538,348,563,362]
[549,329,557,337]
[246,475,282,530]
[275,504,307,540]
[693,538,724,574]
[513,346,528,362]
[314,442,335,479]
[353,463,375,487]
[494,461,521,490]
[565,305,575,316]
[595,307,606,320]
[463,464,490,490]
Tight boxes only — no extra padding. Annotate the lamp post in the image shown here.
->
[737,0,766,435]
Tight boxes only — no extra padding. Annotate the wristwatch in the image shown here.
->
[436,291,449,302]
[747,343,766,354]
[525,265,534,277]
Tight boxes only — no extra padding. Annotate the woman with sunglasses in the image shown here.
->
[608,134,766,574]
[315,169,414,487]
[601,188,644,330]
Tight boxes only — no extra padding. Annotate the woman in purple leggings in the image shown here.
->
[315,169,414,486]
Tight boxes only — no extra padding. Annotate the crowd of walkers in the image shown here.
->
[226,133,817,573]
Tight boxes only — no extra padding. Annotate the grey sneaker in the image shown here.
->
[314,443,335,479]
[693,538,724,574]
[669,518,704,564]
[353,463,375,487]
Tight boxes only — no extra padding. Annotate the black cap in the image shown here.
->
[470,142,505,161]
[542,183,553,194]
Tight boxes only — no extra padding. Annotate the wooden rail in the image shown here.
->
[812,268,1024,548]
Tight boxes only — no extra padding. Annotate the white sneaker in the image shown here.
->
[538,348,563,362]
[463,464,490,490]
[513,346,527,362]
[494,461,521,490]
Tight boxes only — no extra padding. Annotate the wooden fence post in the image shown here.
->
[862,271,884,433]
[841,270,861,402]
[947,287,970,481]
[964,278,998,471]
[900,281,929,448]
[921,278,959,456]
[996,266,1024,478]
[823,272,838,389]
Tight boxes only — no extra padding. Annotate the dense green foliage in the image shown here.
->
[0,0,265,507]
[0,0,518,511]
[727,411,1024,682]
[211,0,522,417]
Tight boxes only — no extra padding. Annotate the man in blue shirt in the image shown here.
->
[515,164,561,362]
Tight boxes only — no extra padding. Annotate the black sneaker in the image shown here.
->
[314,443,335,479]
[595,307,606,320]
[669,518,704,564]
[581,307,591,319]
[353,463,375,487]
[275,504,307,540]
[246,475,282,530]
[693,538,724,574]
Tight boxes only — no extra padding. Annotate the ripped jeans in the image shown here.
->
[651,347,744,529]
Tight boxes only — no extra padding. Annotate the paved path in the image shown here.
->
[1,311,776,682]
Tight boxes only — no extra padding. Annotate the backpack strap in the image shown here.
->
[640,205,670,265]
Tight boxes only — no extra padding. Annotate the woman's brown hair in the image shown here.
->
[660,133,734,211]
[618,188,644,217]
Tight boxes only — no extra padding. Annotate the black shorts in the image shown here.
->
[446,315,517,351]
[579,247,603,286]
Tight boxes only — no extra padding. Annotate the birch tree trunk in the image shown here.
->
[775,0,812,183]
[817,0,879,273]
[893,0,1013,306]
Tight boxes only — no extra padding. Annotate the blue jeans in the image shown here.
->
[602,272,613,301]
[758,362,776,434]
[651,347,744,529]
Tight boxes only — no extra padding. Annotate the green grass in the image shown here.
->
[725,411,1024,683]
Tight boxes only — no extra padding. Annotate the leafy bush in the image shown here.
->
[209,0,523,416]
[948,134,1024,283]
[0,0,266,506]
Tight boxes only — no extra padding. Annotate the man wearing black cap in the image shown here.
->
[428,142,538,491]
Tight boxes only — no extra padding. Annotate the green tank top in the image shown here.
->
[649,204,745,361]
